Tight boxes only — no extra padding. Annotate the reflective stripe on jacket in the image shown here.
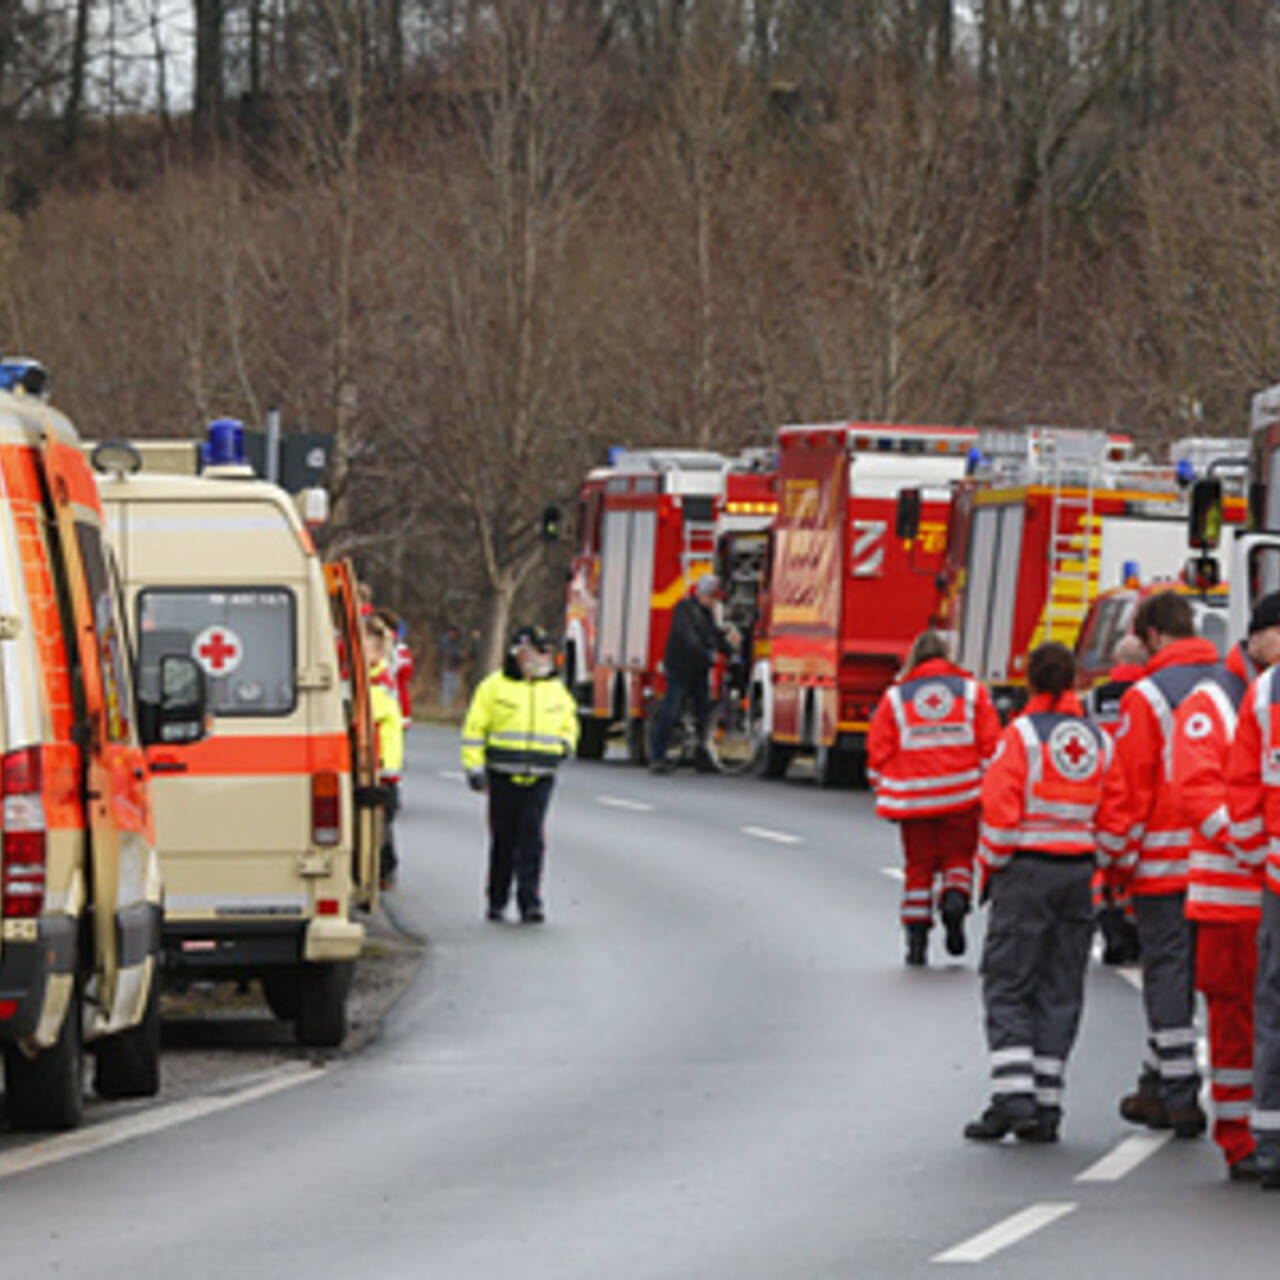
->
[1096,636,1220,896]
[1226,665,1280,898]
[1173,642,1262,923]
[461,670,579,780]
[867,658,1001,820]
[979,692,1110,873]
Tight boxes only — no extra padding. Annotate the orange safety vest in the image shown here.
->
[979,692,1111,872]
[867,658,1001,820]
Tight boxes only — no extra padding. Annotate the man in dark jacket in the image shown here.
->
[650,575,735,772]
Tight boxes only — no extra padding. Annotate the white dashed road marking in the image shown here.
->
[596,795,655,813]
[740,826,802,845]
[933,1202,1077,1263]
[1074,1131,1172,1183]
[438,769,464,781]
[881,867,905,882]
[0,1063,323,1183]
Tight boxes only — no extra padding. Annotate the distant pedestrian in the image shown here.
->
[964,642,1110,1144]
[365,617,404,890]
[650,575,736,773]
[461,625,578,924]
[439,624,465,710]
[395,622,415,728]
[867,630,1001,965]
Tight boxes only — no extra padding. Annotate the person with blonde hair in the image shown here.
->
[364,616,404,889]
[868,630,1001,965]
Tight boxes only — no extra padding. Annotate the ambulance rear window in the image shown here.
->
[137,588,296,717]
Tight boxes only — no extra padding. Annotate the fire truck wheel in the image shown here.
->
[295,961,353,1048]
[627,716,650,765]
[261,967,303,1021]
[577,715,608,761]
[816,745,860,789]
[756,739,793,780]
[4,981,85,1131]
[92,972,161,1100]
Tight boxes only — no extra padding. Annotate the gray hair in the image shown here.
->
[905,630,950,670]
[694,574,719,598]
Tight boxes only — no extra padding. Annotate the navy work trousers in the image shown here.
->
[486,772,554,914]
[650,668,710,763]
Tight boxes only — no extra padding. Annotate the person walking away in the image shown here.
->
[365,618,404,889]
[650,575,736,773]
[867,630,1001,965]
[461,626,578,924]
[1225,594,1280,1189]
[1173,596,1280,1181]
[965,642,1111,1142]
[1085,634,1149,965]
[439,625,465,711]
[1097,590,1219,1138]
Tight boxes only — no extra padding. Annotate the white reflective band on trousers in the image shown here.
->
[1214,1067,1253,1087]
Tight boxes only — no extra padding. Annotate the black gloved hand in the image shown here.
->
[466,769,488,793]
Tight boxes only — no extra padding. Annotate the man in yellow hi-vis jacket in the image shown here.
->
[462,625,579,923]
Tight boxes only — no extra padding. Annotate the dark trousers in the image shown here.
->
[1254,887,1280,1164]
[651,668,709,762]
[981,855,1094,1118]
[487,773,554,913]
[1134,892,1200,1111]
[380,781,400,881]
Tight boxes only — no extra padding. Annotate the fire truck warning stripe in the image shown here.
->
[146,733,350,776]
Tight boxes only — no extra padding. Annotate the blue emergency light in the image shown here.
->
[204,418,247,468]
[1175,458,1195,486]
[965,446,981,476]
[0,358,49,398]
[1122,558,1141,585]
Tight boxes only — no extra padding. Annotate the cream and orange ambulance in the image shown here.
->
[94,422,375,1048]
[0,370,193,1130]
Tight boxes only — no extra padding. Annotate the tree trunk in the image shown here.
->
[62,0,91,151]
[193,0,225,150]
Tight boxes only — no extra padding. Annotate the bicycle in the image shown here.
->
[648,663,754,775]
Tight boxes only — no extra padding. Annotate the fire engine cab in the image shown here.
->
[932,427,1247,717]
[752,422,978,786]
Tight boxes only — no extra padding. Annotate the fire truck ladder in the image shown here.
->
[1041,431,1108,646]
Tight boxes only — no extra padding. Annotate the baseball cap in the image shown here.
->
[1249,591,1280,635]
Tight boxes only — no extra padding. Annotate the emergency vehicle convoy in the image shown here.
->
[926,428,1248,716]
[0,384,203,1129]
[563,448,775,764]
[93,423,377,1048]
[752,423,978,786]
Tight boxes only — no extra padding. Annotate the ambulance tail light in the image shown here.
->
[311,770,341,847]
[2,746,46,919]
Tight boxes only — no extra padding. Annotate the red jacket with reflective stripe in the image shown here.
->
[1226,665,1280,899]
[1173,643,1262,923]
[979,692,1110,873]
[1096,636,1221,896]
[867,658,1001,820]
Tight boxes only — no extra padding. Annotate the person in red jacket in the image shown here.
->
[1173,595,1280,1181]
[1225,593,1280,1190]
[964,642,1111,1143]
[1097,590,1219,1138]
[868,630,1001,966]
[1085,633,1149,965]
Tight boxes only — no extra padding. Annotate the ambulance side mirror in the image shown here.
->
[896,488,921,541]
[140,655,208,745]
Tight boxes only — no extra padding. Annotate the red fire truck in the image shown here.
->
[930,427,1247,717]
[752,423,979,786]
[563,449,775,762]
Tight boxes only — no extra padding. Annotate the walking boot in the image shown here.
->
[1168,1103,1207,1139]
[940,889,968,958]
[1016,1106,1061,1144]
[1119,1077,1171,1129]
[1228,1153,1261,1182]
[964,1102,1039,1142]
[1259,1152,1280,1190]
[905,923,928,967]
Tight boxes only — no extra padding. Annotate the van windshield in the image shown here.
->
[138,588,296,717]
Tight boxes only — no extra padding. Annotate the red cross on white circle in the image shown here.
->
[1060,731,1089,767]
[193,625,242,676]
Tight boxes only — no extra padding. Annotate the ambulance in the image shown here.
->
[0,377,191,1129]
[93,422,376,1048]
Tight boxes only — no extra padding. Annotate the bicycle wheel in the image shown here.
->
[706,691,754,774]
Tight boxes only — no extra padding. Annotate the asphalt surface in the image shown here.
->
[0,725,1276,1277]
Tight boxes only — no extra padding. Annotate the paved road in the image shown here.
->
[0,727,1275,1276]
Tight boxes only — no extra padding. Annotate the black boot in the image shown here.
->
[1016,1105,1061,1144]
[940,889,968,957]
[905,923,928,967]
[964,1102,1039,1142]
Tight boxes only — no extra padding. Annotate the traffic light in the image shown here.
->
[540,505,561,542]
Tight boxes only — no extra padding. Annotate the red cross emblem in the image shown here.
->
[193,625,243,676]
[1049,721,1098,780]
[912,682,955,720]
